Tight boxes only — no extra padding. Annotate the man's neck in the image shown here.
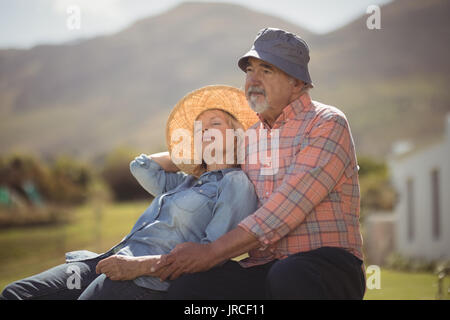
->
[259,111,279,128]
[260,93,304,127]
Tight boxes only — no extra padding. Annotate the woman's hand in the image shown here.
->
[96,255,162,281]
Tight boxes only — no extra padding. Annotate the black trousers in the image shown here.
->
[167,247,366,300]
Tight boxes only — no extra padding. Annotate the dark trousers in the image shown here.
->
[167,247,366,300]
[1,257,165,300]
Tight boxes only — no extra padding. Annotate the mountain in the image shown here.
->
[308,0,450,155]
[0,0,449,160]
[310,0,450,80]
[0,1,313,160]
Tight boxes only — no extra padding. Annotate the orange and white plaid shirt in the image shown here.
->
[239,92,363,267]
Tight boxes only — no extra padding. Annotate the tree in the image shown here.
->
[358,156,397,219]
[101,147,152,201]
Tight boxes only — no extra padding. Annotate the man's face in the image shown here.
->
[244,57,296,115]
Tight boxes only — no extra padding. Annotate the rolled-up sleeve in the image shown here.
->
[201,171,258,243]
[130,154,188,197]
[238,115,353,248]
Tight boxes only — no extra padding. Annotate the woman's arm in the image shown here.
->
[153,171,261,280]
[130,153,188,196]
[201,171,258,244]
[148,152,180,173]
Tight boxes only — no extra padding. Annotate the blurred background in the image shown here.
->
[0,0,449,299]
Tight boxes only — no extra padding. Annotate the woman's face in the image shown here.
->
[196,109,235,164]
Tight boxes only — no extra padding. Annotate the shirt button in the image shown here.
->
[265,192,269,196]
[198,181,203,185]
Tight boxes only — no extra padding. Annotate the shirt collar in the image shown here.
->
[198,167,240,181]
[258,92,312,129]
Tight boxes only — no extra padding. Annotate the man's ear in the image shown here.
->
[291,78,305,94]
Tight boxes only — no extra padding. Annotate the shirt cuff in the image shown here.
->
[147,157,163,171]
[238,214,277,251]
[130,155,163,173]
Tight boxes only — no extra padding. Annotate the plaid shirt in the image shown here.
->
[239,93,363,267]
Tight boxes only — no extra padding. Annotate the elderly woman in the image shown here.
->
[1,85,259,300]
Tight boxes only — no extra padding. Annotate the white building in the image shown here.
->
[388,114,450,261]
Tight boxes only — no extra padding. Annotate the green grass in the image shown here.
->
[0,200,148,290]
[363,269,448,300]
[0,201,448,300]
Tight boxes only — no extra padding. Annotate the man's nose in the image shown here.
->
[246,71,262,85]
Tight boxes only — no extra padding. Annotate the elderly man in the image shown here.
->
[157,28,365,300]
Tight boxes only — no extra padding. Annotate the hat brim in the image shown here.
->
[166,85,259,177]
[238,49,314,87]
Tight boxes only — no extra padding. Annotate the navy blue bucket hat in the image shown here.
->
[238,28,313,86]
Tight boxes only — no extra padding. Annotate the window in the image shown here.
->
[406,178,414,241]
[431,169,441,240]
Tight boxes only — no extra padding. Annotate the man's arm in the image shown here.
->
[210,226,260,263]
[238,114,354,248]
[157,226,259,281]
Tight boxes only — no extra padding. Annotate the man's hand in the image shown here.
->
[154,227,260,281]
[157,242,218,281]
[96,255,162,281]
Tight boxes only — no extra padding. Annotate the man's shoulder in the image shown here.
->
[310,100,348,122]
[304,100,351,131]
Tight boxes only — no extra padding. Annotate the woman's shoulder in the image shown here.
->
[220,169,254,190]
[217,170,257,205]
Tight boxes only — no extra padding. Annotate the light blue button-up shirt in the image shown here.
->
[65,154,258,291]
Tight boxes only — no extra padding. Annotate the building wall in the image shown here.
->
[364,212,396,265]
[389,122,450,260]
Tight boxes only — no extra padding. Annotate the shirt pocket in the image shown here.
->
[172,185,217,213]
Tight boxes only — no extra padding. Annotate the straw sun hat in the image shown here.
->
[166,85,258,176]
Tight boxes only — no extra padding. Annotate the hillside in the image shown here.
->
[0,2,313,160]
[0,0,449,160]
[309,0,450,155]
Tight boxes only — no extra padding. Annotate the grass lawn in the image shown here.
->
[0,200,146,290]
[363,269,447,300]
[0,200,448,300]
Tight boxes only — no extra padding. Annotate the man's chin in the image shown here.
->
[249,102,269,114]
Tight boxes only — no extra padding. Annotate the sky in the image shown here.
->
[0,0,392,49]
